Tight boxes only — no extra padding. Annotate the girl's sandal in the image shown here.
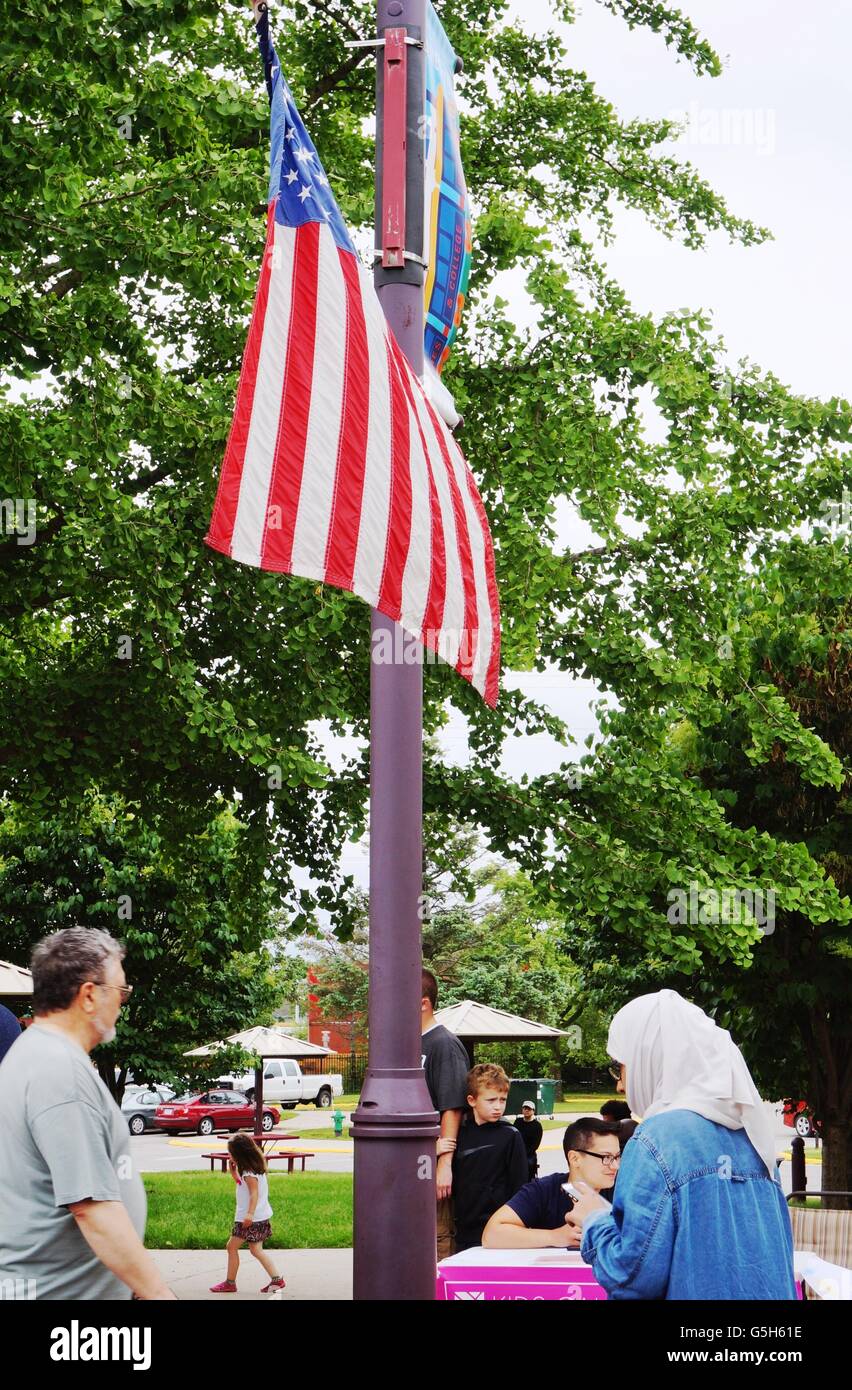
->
[260,1276,286,1293]
[209,1280,238,1293]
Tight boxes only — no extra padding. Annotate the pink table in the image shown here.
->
[436,1248,607,1301]
[437,1248,806,1301]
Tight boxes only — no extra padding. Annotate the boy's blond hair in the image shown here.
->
[466,1062,510,1096]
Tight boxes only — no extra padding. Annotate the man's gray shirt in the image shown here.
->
[0,1023,146,1300]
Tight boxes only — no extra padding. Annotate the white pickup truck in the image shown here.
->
[220,1059,344,1109]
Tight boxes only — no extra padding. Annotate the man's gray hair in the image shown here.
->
[31,927,125,1015]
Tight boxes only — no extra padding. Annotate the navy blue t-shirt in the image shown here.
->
[0,1005,21,1066]
[507,1172,613,1231]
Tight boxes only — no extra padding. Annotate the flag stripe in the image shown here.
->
[208,203,278,558]
[428,398,494,695]
[398,373,437,636]
[323,246,371,590]
[466,467,501,705]
[420,396,480,681]
[409,384,467,671]
[351,265,394,606]
[261,219,321,570]
[289,224,348,580]
[396,352,447,642]
[376,335,413,621]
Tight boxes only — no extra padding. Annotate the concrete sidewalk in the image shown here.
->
[150,1248,353,1300]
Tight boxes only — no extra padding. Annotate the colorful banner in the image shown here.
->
[423,2,472,428]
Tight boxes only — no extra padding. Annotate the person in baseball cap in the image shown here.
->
[514,1100,543,1180]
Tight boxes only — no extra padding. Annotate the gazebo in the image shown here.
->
[0,960,33,996]
[184,1026,332,1133]
[434,999,571,1060]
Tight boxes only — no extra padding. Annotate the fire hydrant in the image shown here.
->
[332,1109,345,1137]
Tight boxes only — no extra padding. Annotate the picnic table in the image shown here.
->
[202,1149,315,1173]
[239,1130,301,1149]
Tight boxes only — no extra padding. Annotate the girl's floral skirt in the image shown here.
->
[232,1219,272,1244]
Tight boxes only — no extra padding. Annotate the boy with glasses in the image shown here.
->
[482,1117,621,1249]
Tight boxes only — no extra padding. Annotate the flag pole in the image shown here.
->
[351,0,439,1302]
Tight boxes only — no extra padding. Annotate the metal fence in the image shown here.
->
[300,1050,369,1094]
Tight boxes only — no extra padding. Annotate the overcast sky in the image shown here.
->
[328,0,852,888]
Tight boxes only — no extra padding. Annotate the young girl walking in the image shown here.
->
[210,1133,285,1294]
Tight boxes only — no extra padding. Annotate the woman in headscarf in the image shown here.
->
[565,989,797,1299]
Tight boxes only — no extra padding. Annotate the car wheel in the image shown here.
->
[261,1111,275,1132]
[795,1113,812,1138]
[198,1116,215,1136]
[316,1088,332,1109]
[128,1115,146,1136]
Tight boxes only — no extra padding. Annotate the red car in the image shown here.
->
[154,1088,281,1135]
[783,1099,822,1139]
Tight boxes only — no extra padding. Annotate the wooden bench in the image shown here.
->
[202,1150,315,1173]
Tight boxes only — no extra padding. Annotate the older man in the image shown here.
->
[0,927,175,1300]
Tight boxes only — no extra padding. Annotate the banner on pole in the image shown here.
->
[423,2,472,430]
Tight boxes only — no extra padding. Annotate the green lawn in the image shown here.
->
[143,1171,352,1249]
[286,1127,352,1141]
[556,1095,619,1110]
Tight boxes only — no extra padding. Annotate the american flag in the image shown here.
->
[205,11,500,707]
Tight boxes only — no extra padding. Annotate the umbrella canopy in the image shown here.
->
[184,1025,331,1060]
[434,999,570,1042]
[0,960,33,996]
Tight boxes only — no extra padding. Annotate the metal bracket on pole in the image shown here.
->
[373,249,427,267]
[380,27,408,269]
[343,36,422,49]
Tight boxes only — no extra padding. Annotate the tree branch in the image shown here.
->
[306,49,371,107]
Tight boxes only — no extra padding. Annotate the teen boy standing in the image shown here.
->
[421,969,471,1259]
[444,1063,529,1252]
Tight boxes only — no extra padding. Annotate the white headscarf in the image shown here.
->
[607,990,777,1178]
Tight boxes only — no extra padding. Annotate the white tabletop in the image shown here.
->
[439,1247,595,1270]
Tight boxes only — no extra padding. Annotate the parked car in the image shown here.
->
[153,1089,281,1135]
[783,1099,822,1139]
[122,1085,175,1135]
[218,1059,343,1109]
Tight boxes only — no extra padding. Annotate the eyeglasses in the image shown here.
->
[92,982,133,1003]
[573,1148,621,1168]
[608,1061,623,1084]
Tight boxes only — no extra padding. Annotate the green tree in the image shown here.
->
[538,549,851,1194]
[0,790,287,1095]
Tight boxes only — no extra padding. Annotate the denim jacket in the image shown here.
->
[581,1109,797,1300]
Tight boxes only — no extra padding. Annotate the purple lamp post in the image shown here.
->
[351,0,440,1301]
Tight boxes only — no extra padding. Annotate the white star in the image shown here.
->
[317,174,329,187]
[285,126,298,142]
[298,184,313,203]
[295,147,314,165]
[285,169,299,185]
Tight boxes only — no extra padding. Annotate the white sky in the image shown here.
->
[331,0,851,890]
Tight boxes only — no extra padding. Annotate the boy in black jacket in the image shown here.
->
[444,1063,529,1252]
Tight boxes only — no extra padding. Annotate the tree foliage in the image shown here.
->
[0,790,285,1093]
